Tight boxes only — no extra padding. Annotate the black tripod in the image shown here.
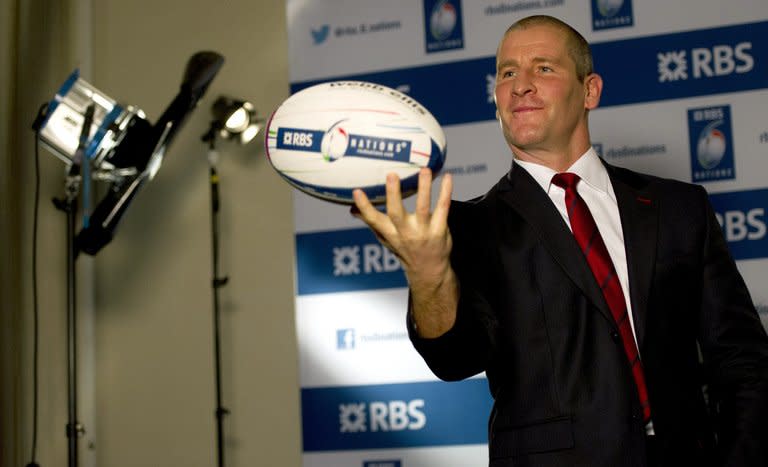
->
[50,104,95,467]
[202,128,230,467]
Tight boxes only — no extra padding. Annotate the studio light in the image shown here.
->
[34,51,225,256]
[208,95,262,145]
[197,94,261,467]
[30,52,224,467]
[35,68,147,171]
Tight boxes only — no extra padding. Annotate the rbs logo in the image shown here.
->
[296,227,408,295]
[333,244,401,276]
[658,42,754,82]
[282,130,313,147]
[692,43,753,77]
[709,189,768,261]
[276,127,322,152]
[715,208,766,243]
[339,400,426,433]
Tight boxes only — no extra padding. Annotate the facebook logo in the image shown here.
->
[337,329,355,350]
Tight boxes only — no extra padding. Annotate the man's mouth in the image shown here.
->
[513,106,542,113]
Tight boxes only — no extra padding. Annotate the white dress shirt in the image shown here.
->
[513,149,640,348]
[510,150,655,432]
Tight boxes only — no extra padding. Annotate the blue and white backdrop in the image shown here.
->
[284,1,768,465]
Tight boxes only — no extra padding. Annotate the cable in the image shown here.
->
[27,103,47,467]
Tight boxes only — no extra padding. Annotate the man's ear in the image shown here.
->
[584,73,603,110]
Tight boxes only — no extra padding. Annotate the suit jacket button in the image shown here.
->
[611,331,620,342]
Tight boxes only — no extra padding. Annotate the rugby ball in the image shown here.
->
[265,81,447,204]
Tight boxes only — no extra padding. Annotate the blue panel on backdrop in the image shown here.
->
[301,379,493,451]
[296,227,408,295]
[709,189,768,261]
[290,21,768,127]
[596,20,767,107]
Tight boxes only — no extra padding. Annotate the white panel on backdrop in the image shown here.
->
[303,444,488,467]
[590,89,768,191]
[296,289,439,388]
[287,0,767,82]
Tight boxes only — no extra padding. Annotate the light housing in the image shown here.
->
[35,51,225,255]
[209,96,262,144]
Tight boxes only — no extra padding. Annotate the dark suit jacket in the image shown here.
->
[410,162,768,467]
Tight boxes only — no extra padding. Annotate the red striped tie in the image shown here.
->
[552,172,651,423]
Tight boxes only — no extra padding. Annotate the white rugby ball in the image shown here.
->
[265,81,447,204]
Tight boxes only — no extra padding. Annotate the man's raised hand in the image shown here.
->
[351,168,453,278]
[351,168,458,338]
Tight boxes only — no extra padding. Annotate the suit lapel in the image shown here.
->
[496,165,615,326]
[607,165,658,350]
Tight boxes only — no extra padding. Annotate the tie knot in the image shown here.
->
[552,172,580,191]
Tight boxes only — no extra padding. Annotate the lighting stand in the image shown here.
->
[54,177,84,467]
[206,136,229,467]
[49,172,87,467]
[50,104,94,467]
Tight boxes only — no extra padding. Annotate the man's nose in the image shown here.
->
[511,70,535,96]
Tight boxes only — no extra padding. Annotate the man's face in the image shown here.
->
[494,24,599,158]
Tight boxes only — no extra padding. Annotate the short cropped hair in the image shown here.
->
[501,15,593,82]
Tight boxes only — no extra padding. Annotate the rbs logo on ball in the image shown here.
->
[276,127,323,152]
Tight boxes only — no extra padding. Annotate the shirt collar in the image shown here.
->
[513,147,613,199]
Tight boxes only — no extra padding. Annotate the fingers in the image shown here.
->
[353,170,452,237]
[353,184,402,257]
[385,173,405,224]
[351,188,374,218]
[431,173,453,233]
[352,188,387,230]
[414,168,433,222]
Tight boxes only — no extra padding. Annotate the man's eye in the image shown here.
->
[540,66,553,72]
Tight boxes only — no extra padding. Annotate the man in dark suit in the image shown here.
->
[351,15,768,467]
